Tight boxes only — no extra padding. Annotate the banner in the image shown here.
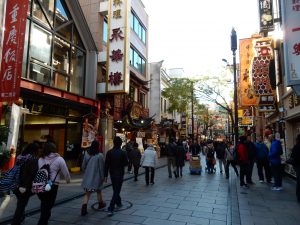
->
[106,0,131,93]
[282,0,300,95]
[6,103,21,150]
[258,0,274,32]
[81,114,98,148]
[0,1,29,102]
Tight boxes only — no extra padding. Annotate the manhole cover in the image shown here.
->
[91,200,133,212]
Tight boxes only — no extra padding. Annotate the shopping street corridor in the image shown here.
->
[1,157,300,225]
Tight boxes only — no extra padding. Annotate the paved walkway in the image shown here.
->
[1,157,300,225]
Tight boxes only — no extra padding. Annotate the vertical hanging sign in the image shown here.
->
[0,1,28,102]
[258,0,274,32]
[106,0,131,93]
[282,0,300,95]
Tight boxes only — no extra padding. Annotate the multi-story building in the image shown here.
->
[79,0,151,150]
[0,0,99,168]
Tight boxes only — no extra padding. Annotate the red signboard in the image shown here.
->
[0,1,29,102]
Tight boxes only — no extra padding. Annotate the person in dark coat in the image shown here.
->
[237,136,249,188]
[245,135,257,184]
[11,142,39,225]
[165,137,177,178]
[128,142,142,181]
[255,135,271,183]
[289,134,300,201]
[104,136,128,216]
[175,140,185,177]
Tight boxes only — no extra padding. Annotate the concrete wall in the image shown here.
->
[150,61,163,123]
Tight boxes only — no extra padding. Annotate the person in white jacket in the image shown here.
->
[140,144,158,185]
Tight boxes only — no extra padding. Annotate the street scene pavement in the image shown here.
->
[1,157,300,225]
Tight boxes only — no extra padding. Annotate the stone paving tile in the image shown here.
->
[142,217,185,225]
[155,206,193,216]
[169,214,210,225]
[191,211,227,221]
[131,209,170,220]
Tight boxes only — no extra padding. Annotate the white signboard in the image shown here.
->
[106,0,131,93]
[7,103,21,150]
[282,0,300,94]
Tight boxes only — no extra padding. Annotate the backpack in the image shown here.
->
[0,165,21,194]
[31,159,60,194]
[31,164,51,194]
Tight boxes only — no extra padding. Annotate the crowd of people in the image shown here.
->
[1,132,300,224]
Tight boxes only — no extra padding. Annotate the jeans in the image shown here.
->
[225,160,239,178]
[144,167,155,184]
[133,165,139,180]
[218,158,226,172]
[246,160,255,183]
[167,157,176,177]
[256,158,272,182]
[271,164,282,187]
[37,185,59,225]
[176,166,183,177]
[11,191,32,225]
[108,176,123,211]
[239,162,249,186]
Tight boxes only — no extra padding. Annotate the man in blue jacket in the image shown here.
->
[268,134,283,191]
[255,135,271,183]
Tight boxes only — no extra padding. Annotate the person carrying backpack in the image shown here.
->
[35,142,70,225]
[10,142,39,225]
[166,137,178,178]
[215,141,226,174]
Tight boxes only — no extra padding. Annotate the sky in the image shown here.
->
[142,0,260,76]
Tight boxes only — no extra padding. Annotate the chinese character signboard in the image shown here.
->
[282,0,300,95]
[0,1,28,102]
[258,0,274,32]
[239,38,259,106]
[106,0,131,93]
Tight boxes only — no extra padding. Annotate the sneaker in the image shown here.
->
[107,210,114,217]
[150,182,155,185]
[98,201,106,209]
[242,184,249,189]
[271,186,283,191]
[276,186,283,191]
[116,204,123,209]
[259,180,264,183]
[220,170,223,174]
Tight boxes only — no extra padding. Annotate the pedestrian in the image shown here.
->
[224,141,239,179]
[190,140,201,156]
[205,140,215,174]
[104,136,128,216]
[165,137,177,178]
[215,141,226,174]
[245,135,256,184]
[11,142,39,225]
[80,140,106,216]
[128,142,142,181]
[255,135,272,183]
[125,139,134,174]
[175,140,185,177]
[237,136,249,188]
[140,144,158,185]
[268,134,283,191]
[36,142,71,225]
[289,134,300,202]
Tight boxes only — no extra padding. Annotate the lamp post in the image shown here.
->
[231,28,239,147]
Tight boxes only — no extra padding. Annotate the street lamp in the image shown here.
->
[231,28,239,147]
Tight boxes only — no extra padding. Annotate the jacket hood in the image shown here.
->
[44,152,60,160]
[146,146,155,151]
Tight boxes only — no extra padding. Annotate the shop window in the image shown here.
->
[139,92,146,107]
[30,24,52,65]
[70,47,84,95]
[53,72,68,91]
[73,27,84,48]
[38,0,55,27]
[53,36,70,72]
[57,23,72,41]
[29,63,51,85]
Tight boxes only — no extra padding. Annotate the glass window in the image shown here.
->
[139,92,146,107]
[38,0,55,27]
[73,27,84,48]
[22,20,30,78]
[29,63,51,85]
[130,47,133,65]
[141,27,146,44]
[53,72,68,91]
[141,58,146,75]
[55,0,71,28]
[57,23,72,41]
[134,51,140,71]
[32,0,51,28]
[103,19,108,43]
[130,12,134,29]
[70,47,85,95]
[134,16,139,35]
[53,36,70,72]
[30,24,52,65]
[129,86,135,100]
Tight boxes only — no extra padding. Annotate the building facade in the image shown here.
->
[0,0,99,168]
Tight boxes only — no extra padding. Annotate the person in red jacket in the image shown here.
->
[237,136,249,188]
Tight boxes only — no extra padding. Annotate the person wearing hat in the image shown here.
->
[140,144,158,185]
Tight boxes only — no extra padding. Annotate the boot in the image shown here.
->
[98,201,106,209]
[81,204,88,216]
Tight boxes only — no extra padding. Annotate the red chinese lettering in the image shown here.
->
[110,49,123,62]
[293,43,300,55]
[110,28,124,42]
[108,72,122,85]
